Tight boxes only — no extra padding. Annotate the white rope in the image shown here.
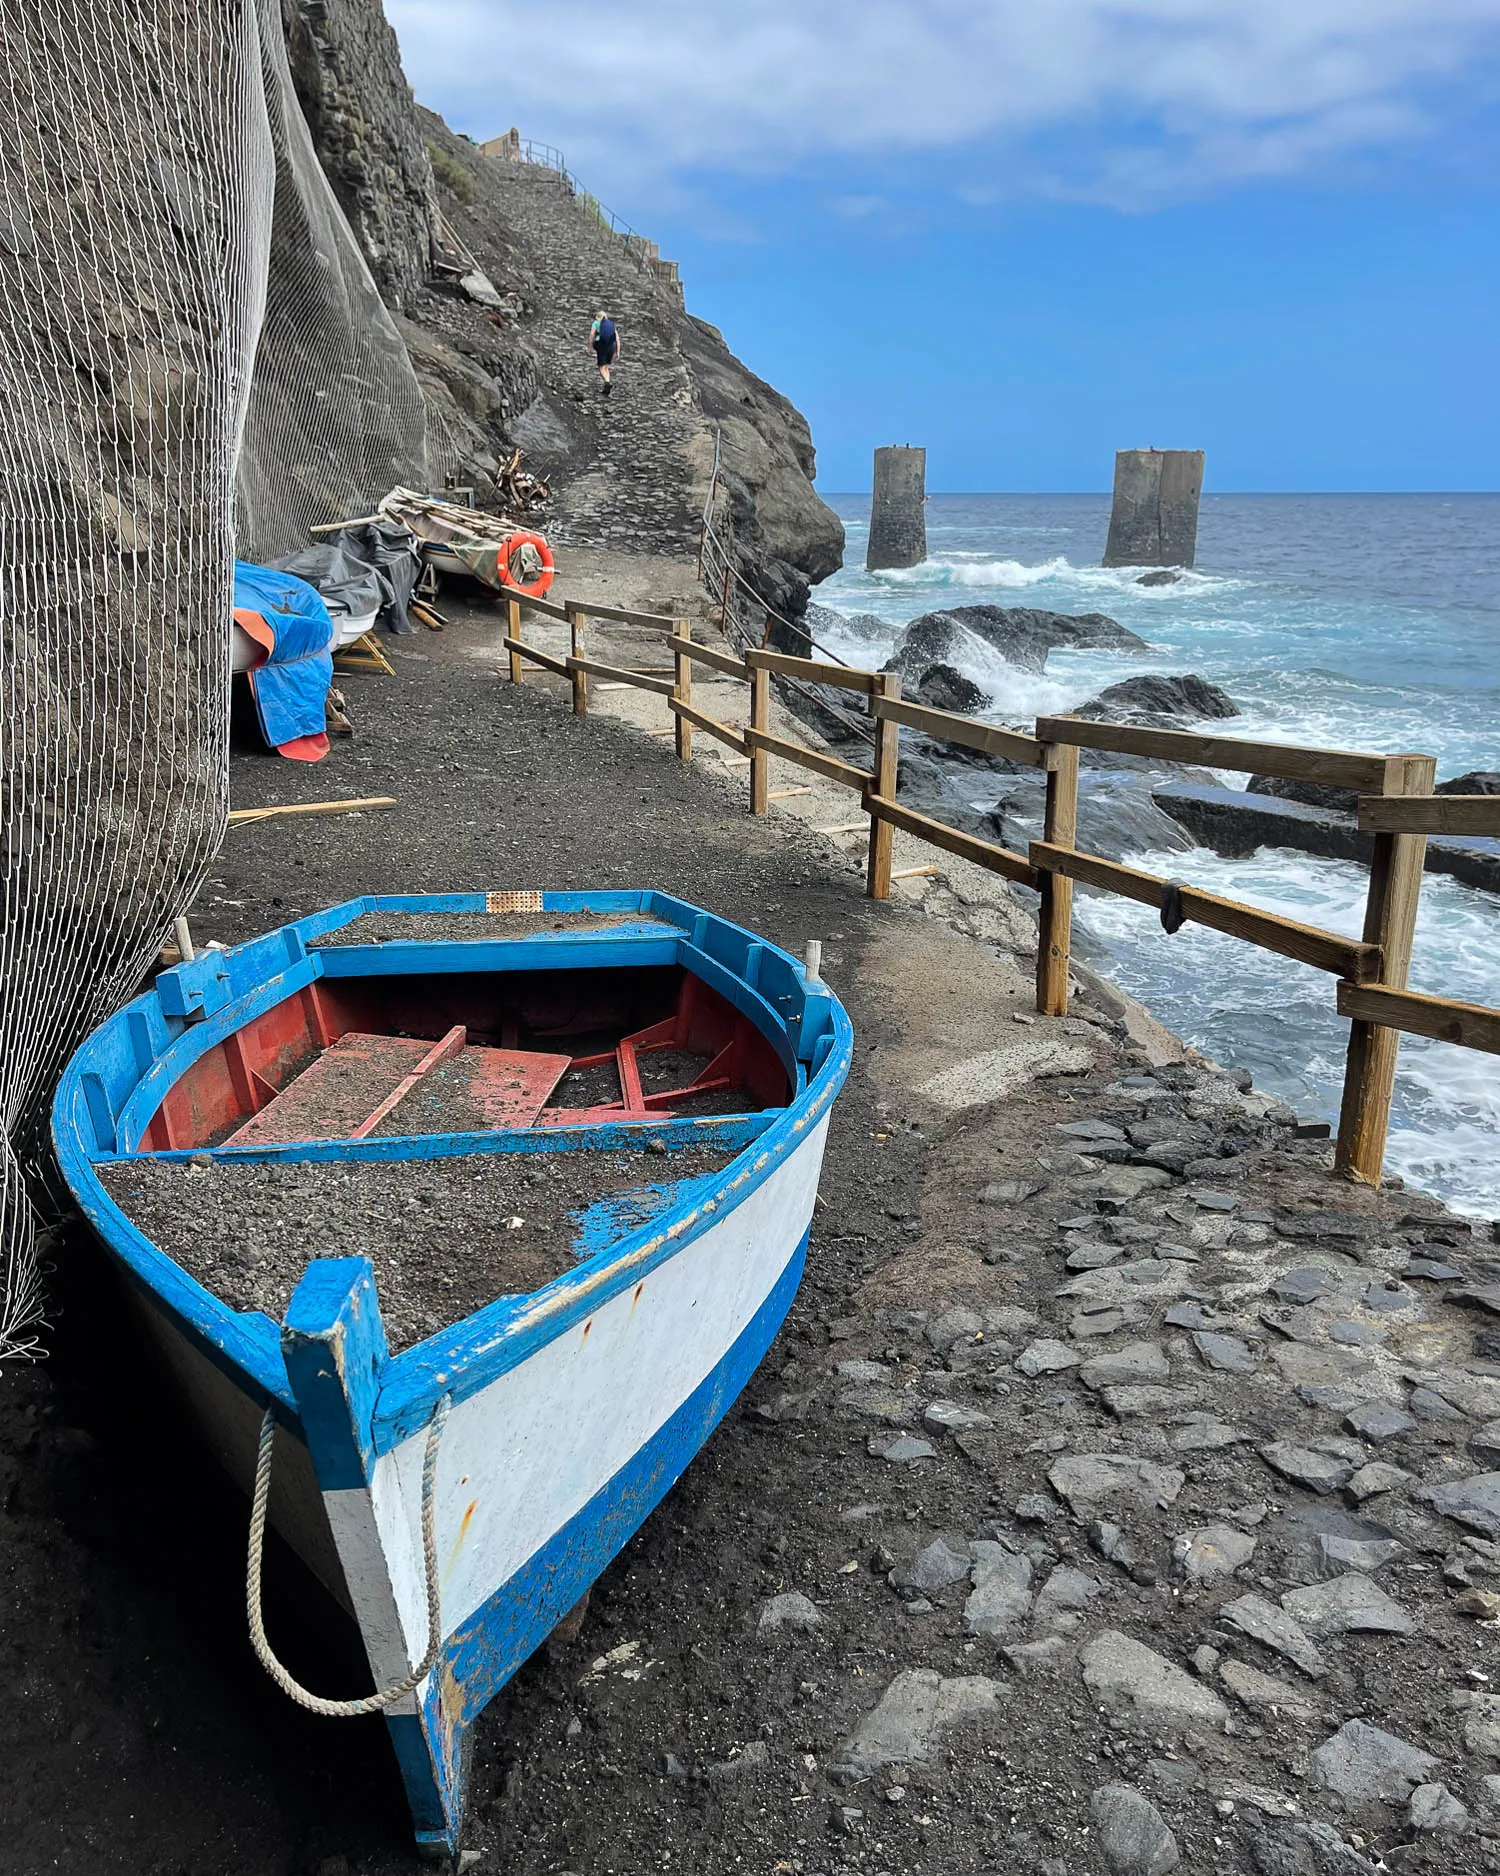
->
[247,1392,451,1717]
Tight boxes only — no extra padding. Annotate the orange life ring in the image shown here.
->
[497,530,555,598]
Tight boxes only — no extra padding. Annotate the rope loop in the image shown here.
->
[247,1392,451,1718]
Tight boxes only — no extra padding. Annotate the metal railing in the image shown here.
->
[497,137,681,293]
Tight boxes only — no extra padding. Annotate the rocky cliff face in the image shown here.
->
[274,0,843,608]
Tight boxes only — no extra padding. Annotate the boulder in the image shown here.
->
[1090,1783,1181,1874]
[882,604,1148,680]
[912,661,989,714]
[1076,674,1239,725]
[1309,1719,1439,1805]
[1437,770,1500,795]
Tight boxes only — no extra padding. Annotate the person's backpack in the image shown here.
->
[596,315,616,349]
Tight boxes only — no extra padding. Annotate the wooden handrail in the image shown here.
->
[873,694,1053,769]
[674,639,749,680]
[867,794,1037,888]
[745,647,879,694]
[744,727,870,793]
[567,655,675,698]
[1028,841,1383,981]
[1035,716,1405,792]
[669,698,748,756]
[516,593,571,623]
[1337,981,1500,1056]
[502,635,568,677]
[1358,794,1500,836]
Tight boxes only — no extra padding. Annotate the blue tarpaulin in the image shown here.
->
[233,560,335,761]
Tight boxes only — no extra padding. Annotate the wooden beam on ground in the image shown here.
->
[768,786,813,800]
[746,647,880,694]
[869,793,1038,888]
[816,820,867,835]
[1357,794,1500,836]
[874,694,1052,769]
[1337,981,1500,1056]
[744,727,870,793]
[1034,716,1409,793]
[893,864,941,880]
[1029,840,1383,981]
[669,698,748,756]
[227,797,397,827]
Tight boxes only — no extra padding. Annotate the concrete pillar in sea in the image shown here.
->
[1103,448,1204,568]
[866,446,927,571]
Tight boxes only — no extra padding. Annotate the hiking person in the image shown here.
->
[590,310,619,396]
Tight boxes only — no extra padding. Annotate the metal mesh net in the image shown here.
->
[0,0,428,1355]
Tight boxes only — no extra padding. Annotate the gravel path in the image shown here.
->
[5,598,1500,1875]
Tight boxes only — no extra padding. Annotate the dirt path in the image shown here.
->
[4,583,1499,1875]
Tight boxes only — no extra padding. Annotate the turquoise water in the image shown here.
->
[812,493,1500,1216]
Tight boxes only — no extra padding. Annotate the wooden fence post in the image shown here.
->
[1035,739,1080,1015]
[1335,753,1436,1184]
[749,661,770,814]
[507,598,523,683]
[569,608,588,716]
[865,672,901,899]
[673,619,693,760]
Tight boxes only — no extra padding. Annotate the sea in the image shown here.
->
[810,492,1500,1219]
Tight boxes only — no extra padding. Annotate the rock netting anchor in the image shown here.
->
[866,445,927,571]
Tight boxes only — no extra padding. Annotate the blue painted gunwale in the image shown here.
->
[52,890,853,1453]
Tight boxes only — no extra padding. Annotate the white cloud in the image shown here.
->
[389,0,1500,207]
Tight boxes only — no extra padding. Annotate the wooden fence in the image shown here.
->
[501,591,1500,1188]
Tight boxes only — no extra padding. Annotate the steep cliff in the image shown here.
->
[275,0,843,608]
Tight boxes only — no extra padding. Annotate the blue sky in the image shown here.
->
[389,1,1500,491]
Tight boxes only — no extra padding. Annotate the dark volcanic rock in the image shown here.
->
[914,662,989,714]
[1439,770,1500,795]
[1249,775,1359,813]
[1136,569,1180,587]
[1076,674,1239,725]
[883,605,1148,680]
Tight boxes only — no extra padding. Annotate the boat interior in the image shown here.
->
[140,962,792,1154]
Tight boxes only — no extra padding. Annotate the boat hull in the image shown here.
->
[52,890,851,1852]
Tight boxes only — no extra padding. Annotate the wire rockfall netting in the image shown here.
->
[0,0,429,1357]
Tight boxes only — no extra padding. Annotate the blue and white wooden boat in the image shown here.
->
[52,890,851,1853]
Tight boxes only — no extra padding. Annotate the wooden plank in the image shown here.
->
[1036,743,1080,1015]
[227,797,397,826]
[866,671,901,899]
[502,635,568,678]
[746,647,879,694]
[1034,716,1406,792]
[553,599,679,629]
[873,694,1051,768]
[672,619,692,761]
[816,820,867,835]
[506,598,523,684]
[674,638,747,680]
[749,663,770,814]
[1337,982,1500,1057]
[517,593,571,623]
[1358,794,1500,836]
[566,656,675,698]
[893,865,940,880]
[1028,840,1382,981]
[744,727,870,793]
[569,609,588,715]
[670,698,748,755]
[768,786,812,800]
[867,793,1038,888]
[1336,754,1435,1182]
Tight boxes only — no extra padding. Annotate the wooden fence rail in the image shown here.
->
[495,587,1494,1189]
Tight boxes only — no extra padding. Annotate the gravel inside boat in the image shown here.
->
[311,909,646,946]
[99,1144,738,1351]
